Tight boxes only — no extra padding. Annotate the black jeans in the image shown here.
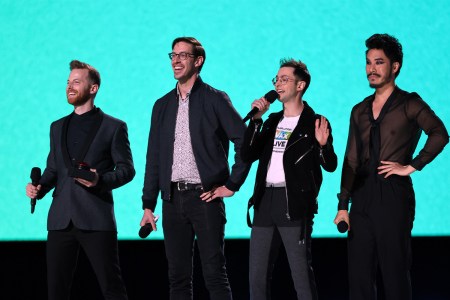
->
[162,186,232,300]
[47,223,128,300]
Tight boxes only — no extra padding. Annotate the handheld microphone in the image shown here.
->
[139,215,159,238]
[242,90,279,122]
[337,221,349,233]
[30,167,41,214]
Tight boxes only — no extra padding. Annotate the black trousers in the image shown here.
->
[348,176,415,300]
[47,223,128,300]
[162,186,231,300]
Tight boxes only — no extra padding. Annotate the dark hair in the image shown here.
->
[280,58,311,94]
[365,33,403,77]
[172,37,206,72]
[69,60,101,87]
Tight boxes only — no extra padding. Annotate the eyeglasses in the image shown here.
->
[272,76,295,86]
[168,52,195,60]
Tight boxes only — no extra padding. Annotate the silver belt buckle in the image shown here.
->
[177,181,187,191]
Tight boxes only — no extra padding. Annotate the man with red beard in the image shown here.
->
[26,60,134,300]
[334,34,448,299]
[140,37,250,299]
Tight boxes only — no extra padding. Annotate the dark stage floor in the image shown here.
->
[1,237,449,299]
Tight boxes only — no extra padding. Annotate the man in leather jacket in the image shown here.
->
[241,58,337,300]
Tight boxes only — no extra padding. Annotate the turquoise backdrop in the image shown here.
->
[1,0,449,240]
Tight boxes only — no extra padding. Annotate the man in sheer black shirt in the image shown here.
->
[334,34,448,300]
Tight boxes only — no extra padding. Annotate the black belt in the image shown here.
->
[172,181,203,192]
[266,182,286,188]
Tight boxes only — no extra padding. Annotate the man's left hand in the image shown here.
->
[315,116,329,147]
[378,161,416,178]
[75,168,99,187]
[200,186,234,202]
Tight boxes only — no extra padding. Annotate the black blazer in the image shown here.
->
[38,108,135,231]
[241,102,337,220]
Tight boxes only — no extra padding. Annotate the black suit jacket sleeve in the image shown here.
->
[38,122,58,199]
[97,122,135,192]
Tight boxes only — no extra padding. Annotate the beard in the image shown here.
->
[369,82,382,88]
[67,88,90,106]
[368,77,393,89]
[367,73,382,88]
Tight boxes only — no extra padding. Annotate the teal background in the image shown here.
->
[1,0,449,240]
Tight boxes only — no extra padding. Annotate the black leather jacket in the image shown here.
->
[241,102,337,221]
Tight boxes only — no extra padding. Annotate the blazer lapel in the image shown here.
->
[61,113,74,169]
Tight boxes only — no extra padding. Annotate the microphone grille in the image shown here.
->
[139,224,153,238]
[264,90,279,103]
[31,167,42,181]
[337,221,348,233]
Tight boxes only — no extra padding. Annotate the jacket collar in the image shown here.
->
[270,101,315,125]
[173,76,204,98]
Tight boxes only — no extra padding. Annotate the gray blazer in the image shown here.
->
[38,108,135,231]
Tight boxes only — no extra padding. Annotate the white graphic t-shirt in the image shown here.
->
[266,115,300,184]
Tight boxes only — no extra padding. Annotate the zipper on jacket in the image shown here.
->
[319,146,326,164]
[249,124,259,147]
[283,133,309,220]
[284,186,291,221]
[285,134,307,152]
[294,145,314,165]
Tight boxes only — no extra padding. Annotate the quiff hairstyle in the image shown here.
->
[280,58,311,95]
[69,60,101,87]
[365,33,403,77]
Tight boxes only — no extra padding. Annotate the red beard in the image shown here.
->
[67,88,90,106]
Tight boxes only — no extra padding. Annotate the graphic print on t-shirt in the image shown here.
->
[266,115,300,184]
[273,128,293,153]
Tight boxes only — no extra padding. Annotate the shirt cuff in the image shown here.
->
[337,193,349,211]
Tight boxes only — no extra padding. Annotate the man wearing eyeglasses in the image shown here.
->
[241,59,337,300]
[140,37,250,300]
